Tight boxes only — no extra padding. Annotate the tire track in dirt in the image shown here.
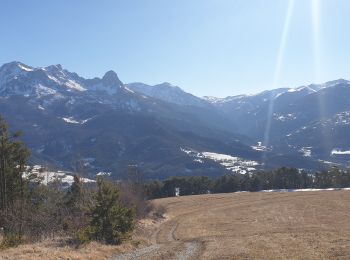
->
[112,215,202,259]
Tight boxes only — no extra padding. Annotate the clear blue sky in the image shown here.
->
[1,0,349,97]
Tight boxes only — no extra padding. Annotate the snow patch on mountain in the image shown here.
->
[274,113,296,122]
[96,171,111,176]
[42,64,86,91]
[35,84,57,96]
[65,79,86,91]
[331,149,350,155]
[299,147,312,157]
[18,64,33,72]
[124,86,135,93]
[62,117,93,124]
[202,95,249,104]
[287,86,319,93]
[202,96,223,103]
[334,111,350,125]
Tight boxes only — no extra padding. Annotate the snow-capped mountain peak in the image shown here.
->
[0,62,132,96]
[279,79,349,96]
[322,79,350,88]
[0,61,32,80]
[0,61,88,95]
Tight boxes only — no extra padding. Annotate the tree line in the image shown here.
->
[145,167,350,199]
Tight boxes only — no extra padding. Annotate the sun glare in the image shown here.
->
[311,0,331,155]
[262,0,295,158]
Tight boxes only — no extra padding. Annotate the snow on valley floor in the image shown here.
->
[181,148,258,174]
[251,142,269,152]
[256,187,350,193]
[23,165,95,187]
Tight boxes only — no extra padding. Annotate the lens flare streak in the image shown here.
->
[311,0,330,154]
[263,0,295,154]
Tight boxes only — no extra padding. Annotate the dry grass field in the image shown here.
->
[1,191,350,259]
[116,190,350,259]
[0,239,135,260]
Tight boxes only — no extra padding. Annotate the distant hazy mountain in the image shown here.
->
[126,82,208,107]
[1,61,347,179]
[204,79,350,166]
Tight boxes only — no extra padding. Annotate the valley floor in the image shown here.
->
[115,190,350,260]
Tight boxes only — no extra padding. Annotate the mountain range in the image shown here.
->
[1,61,349,179]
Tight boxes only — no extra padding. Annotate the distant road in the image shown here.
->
[113,190,350,259]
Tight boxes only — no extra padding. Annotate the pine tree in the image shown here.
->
[0,116,30,207]
[240,173,251,191]
[0,116,30,239]
[65,175,83,209]
[89,178,134,244]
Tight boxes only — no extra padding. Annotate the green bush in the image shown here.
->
[77,227,92,245]
[0,234,23,249]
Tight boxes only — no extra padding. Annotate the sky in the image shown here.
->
[1,0,350,97]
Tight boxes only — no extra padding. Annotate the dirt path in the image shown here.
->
[112,190,350,259]
[113,216,202,260]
